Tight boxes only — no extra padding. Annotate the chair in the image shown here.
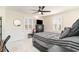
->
[1,35,11,52]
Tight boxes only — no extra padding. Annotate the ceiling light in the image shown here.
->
[38,12,41,14]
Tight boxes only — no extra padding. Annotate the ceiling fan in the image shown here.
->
[32,6,51,15]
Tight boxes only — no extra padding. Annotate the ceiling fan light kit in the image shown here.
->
[38,12,41,14]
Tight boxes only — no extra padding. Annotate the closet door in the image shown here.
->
[0,17,2,42]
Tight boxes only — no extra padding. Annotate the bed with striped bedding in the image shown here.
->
[33,32,79,52]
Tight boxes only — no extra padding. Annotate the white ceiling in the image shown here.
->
[6,6,79,16]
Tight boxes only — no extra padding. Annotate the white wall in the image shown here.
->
[2,7,44,42]
[0,7,44,51]
[5,9,26,42]
[2,7,37,42]
[61,8,79,28]
[43,8,79,32]
[43,15,53,32]
[2,7,79,41]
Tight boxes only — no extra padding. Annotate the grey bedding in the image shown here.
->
[33,32,79,52]
[33,19,79,52]
[34,32,60,39]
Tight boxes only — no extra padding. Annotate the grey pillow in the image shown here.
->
[68,28,79,36]
[59,27,71,39]
[68,19,79,36]
[60,19,79,39]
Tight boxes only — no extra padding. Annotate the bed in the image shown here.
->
[33,32,79,52]
[33,19,79,52]
[33,32,60,52]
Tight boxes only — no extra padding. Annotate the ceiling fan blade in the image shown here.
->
[41,6,45,10]
[39,6,41,10]
[41,12,43,15]
[40,11,51,12]
[42,6,45,10]
[39,6,41,8]
[39,6,45,11]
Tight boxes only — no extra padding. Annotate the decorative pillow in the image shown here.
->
[59,27,71,39]
[68,27,79,36]
[59,19,79,39]
[72,19,79,29]
[68,19,79,36]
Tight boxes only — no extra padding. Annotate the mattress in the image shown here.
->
[33,32,79,52]
[34,32,60,39]
[33,32,60,51]
[33,41,48,52]
[51,36,79,51]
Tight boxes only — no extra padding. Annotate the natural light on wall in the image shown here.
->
[53,15,62,33]
[13,19,21,26]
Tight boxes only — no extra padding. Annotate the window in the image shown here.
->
[53,15,62,33]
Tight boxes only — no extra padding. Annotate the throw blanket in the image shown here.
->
[48,37,79,51]
[33,32,79,52]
